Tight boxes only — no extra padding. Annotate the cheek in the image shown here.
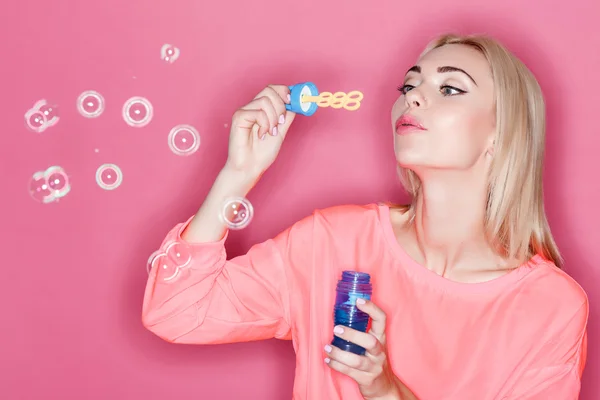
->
[433,107,492,153]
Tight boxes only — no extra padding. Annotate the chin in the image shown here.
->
[395,149,428,169]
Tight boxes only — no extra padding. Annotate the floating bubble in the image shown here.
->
[77,90,105,118]
[161,44,180,63]
[24,100,60,132]
[146,241,192,283]
[24,109,48,133]
[37,100,60,127]
[165,242,192,269]
[122,96,153,127]
[29,166,71,203]
[168,124,200,156]
[220,197,254,230]
[45,166,71,199]
[29,171,54,203]
[96,163,123,190]
[147,252,179,282]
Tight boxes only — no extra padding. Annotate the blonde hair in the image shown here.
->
[395,33,563,268]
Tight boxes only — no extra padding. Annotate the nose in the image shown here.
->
[404,88,426,108]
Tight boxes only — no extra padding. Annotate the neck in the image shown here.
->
[410,169,493,275]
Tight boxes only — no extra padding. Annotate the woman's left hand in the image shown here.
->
[324,299,416,400]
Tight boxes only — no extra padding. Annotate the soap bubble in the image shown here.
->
[45,166,71,199]
[29,171,54,203]
[37,101,60,127]
[220,197,253,230]
[146,241,192,283]
[25,109,47,133]
[24,100,59,132]
[96,163,123,190]
[77,90,105,118]
[161,44,180,63]
[165,242,192,269]
[29,166,71,203]
[168,124,200,156]
[147,251,180,282]
[122,96,153,127]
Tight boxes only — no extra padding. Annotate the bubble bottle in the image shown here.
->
[331,271,372,355]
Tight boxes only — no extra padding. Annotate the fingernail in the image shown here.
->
[260,133,266,140]
[272,126,278,136]
[333,326,344,334]
[324,344,332,353]
[324,358,331,364]
[279,114,285,124]
[287,94,291,103]
[356,298,366,305]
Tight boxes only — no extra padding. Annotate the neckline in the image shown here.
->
[377,203,541,294]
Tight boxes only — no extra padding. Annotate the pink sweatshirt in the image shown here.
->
[142,203,588,399]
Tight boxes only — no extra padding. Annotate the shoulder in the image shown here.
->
[520,257,589,330]
[283,203,384,239]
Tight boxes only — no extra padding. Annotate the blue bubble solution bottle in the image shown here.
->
[331,271,372,355]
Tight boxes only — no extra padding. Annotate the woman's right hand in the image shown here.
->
[225,84,297,182]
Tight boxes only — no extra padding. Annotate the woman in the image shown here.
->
[142,33,588,399]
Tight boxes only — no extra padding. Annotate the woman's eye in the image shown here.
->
[397,84,414,95]
[440,86,465,96]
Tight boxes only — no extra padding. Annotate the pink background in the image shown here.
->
[1,0,598,398]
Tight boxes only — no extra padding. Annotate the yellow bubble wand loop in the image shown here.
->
[301,90,363,111]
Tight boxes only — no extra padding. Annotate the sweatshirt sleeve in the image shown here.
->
[501,300,589,400]
[141,213,314,345]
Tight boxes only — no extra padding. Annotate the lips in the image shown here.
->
[395,114,426,134]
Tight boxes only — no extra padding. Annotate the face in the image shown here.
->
[391,44,496,173]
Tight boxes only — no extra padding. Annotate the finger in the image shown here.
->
[356,299,387,338]
[265,84,291,105]
[324,344,369,371]
[325,357,366,383]
[242,96,278,136]
[333,325,383,357]
[262,85,296,139]
[232,109,270,139]
[256,86,288,120]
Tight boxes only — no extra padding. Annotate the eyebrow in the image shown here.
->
[405,65,478,86]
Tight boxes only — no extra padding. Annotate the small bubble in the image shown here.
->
[161,44,180,64]
[24,99,59,133]
[165,242,192,269]
[24,109,48,133]
[224,123,229,128]
[45,166,71,199]
[29,171,54,203]
[122,97,153,127]
[220,197,254,230]
[147,252,179,282]
[77,90,105,118]
[168,124,200,156]
[28,166,71,203]
[94,148,99,153]
[37,101,60,127]
[96,163,123,190]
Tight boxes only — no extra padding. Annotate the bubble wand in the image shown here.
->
[285,82,363,116]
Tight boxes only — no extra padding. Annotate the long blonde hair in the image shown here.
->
[394,33,563,268]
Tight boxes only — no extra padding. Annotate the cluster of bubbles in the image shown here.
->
[147,197,254,282]
[146,241,192,283]
[26,44,202,203]
[23,43,256,278]
[24,100,60,133]
[29,166,71,203]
